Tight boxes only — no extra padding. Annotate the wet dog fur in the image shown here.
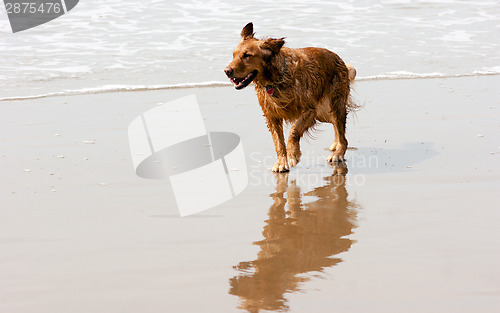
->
[225,23,357,172]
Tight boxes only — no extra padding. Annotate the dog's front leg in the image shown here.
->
[287,110,317,167]
[266,117,289,172]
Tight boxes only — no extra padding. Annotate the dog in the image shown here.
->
[224,23,357,172]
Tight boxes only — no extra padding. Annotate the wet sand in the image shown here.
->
[1,75,499,312]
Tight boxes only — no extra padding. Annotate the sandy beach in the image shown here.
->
[1,75,499,312]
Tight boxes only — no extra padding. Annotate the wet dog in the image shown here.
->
[225,22,357,172]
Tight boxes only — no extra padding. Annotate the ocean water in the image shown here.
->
[0,0,499,99]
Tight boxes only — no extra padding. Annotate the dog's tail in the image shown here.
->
[346,63,356,84]
[345,63,360,112]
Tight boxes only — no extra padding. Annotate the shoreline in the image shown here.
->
[2,71,499,102]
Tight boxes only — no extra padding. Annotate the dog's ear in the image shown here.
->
[261,37,285,56]
[240,22,254,40]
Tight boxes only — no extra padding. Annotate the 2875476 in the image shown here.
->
[5,2,62,14]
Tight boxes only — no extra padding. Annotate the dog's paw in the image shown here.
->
[272,157,289,172]
[287,146,302,168]
[327,153,345,163]
[287,153,301,168]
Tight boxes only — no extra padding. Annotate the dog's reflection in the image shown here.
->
[229,164,360,313]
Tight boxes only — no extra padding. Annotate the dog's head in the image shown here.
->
[224,23,285,90]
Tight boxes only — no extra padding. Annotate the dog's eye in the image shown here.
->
[242,53,252,59]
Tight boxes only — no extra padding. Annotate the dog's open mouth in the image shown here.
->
[230,71,257,90]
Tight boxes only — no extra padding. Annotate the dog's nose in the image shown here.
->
[224,67,233,78]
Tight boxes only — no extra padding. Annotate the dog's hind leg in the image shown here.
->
[329,131,339,152]
[327,105,348,162]
[287,110,317,168]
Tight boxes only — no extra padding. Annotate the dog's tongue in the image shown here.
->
[266,87,274,95]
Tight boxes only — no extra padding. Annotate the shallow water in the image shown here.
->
[0,76,499,312]
[1,0,499,97]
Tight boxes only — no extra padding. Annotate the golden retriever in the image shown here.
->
[225,23,357,172]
